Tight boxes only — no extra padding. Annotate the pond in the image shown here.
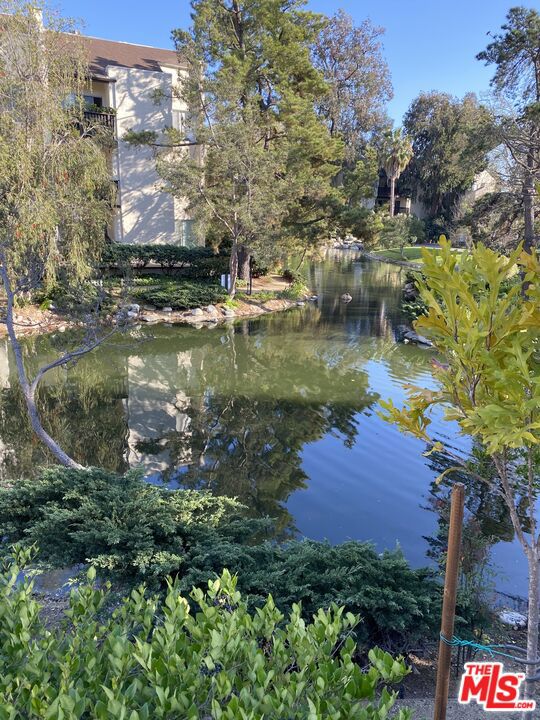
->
[0,252,525,596]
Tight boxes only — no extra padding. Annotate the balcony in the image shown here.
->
[83,109,116,131]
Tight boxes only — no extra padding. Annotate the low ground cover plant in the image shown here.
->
[132,279,227,310]
[0,467,441,651]
[0,549,412,719]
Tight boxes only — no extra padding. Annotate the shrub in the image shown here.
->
[0,467,240,580]
[282,268,303,283]
[0,550,411,719]
[378,215,426,257]
[132,279,227,310]
[278,279,309,301]
[251,259,269,278]
[0,468,441,651]
[101,244,229,279]
[401,297,428,321]
[179,527,440,651]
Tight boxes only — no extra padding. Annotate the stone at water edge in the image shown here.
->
[341,293,353,303]
[498,609,527,629]
[191,308,204,317]
[162,307,173,313]
[395,324,433,347]
[296,301,305,306]
[204,305,218,314]
[222,308,235,317]
[128,303,140,314]
[140,314,160,323]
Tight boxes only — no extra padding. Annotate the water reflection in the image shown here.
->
[0,255,525,593]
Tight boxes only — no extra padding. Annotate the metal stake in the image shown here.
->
[433,483,465,720]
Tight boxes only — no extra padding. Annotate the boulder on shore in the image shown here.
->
[395,324,433,347]
[341,293,352,303]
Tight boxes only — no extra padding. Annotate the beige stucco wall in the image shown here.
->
[108,65,191,245]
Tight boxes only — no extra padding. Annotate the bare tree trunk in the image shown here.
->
[229,240,239,297]
[389,177,396,217]
[0,263,82,468]
[237,244,251,281]
[523,151,537,255]
[526,547,540,677]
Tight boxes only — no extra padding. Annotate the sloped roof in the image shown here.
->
[81,35,184,78]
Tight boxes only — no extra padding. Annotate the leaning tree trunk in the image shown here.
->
[526,546,540,678]
[389,177,396,217]
[0,263,82,469]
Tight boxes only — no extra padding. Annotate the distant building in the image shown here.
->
[373,168,499,219]
[79,34,198,246]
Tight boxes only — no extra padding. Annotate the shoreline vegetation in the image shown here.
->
[0,272,316,339]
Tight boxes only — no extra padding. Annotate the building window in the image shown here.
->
[172,110,186,132]
[83,95,103,108]
[177,219,196,247]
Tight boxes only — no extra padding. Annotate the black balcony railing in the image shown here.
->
[83,110,115,130]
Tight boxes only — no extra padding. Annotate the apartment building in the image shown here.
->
[81,35,196,246]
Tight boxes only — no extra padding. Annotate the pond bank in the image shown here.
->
[0,274,313,338]
[360,250,422,270]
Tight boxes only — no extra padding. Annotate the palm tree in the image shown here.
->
[381,128,413,217]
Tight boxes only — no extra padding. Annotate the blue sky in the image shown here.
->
[61,0,525,121]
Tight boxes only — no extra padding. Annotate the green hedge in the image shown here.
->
[0,549,411,719]
[132,279,228,309]
[101,244,230,279]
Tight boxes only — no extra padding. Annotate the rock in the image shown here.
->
[128,303,140,313]
[162,307,173,313]
[395,324,433,347]
[403,282,418,301]
[341,293,353,303]
[222,308,235,317]
[498,610,527,629]
[140,313,160,323]
[296,301,305,306]
[126,310,139,319]
[204,304,218,315]
[191,308,204,317]
[310,295,318,301]
[58,325,66,333]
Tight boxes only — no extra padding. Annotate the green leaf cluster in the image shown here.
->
[0,550,411,719]
[380,240,540,454]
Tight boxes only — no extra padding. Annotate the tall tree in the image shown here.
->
[136,0,343,294]
[312,9,392,152]
[380,128,413,217]
[477,6,540,253]
[0,1,114,467]
[403,92,495,221]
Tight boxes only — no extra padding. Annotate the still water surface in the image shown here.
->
[0,252,525,594]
